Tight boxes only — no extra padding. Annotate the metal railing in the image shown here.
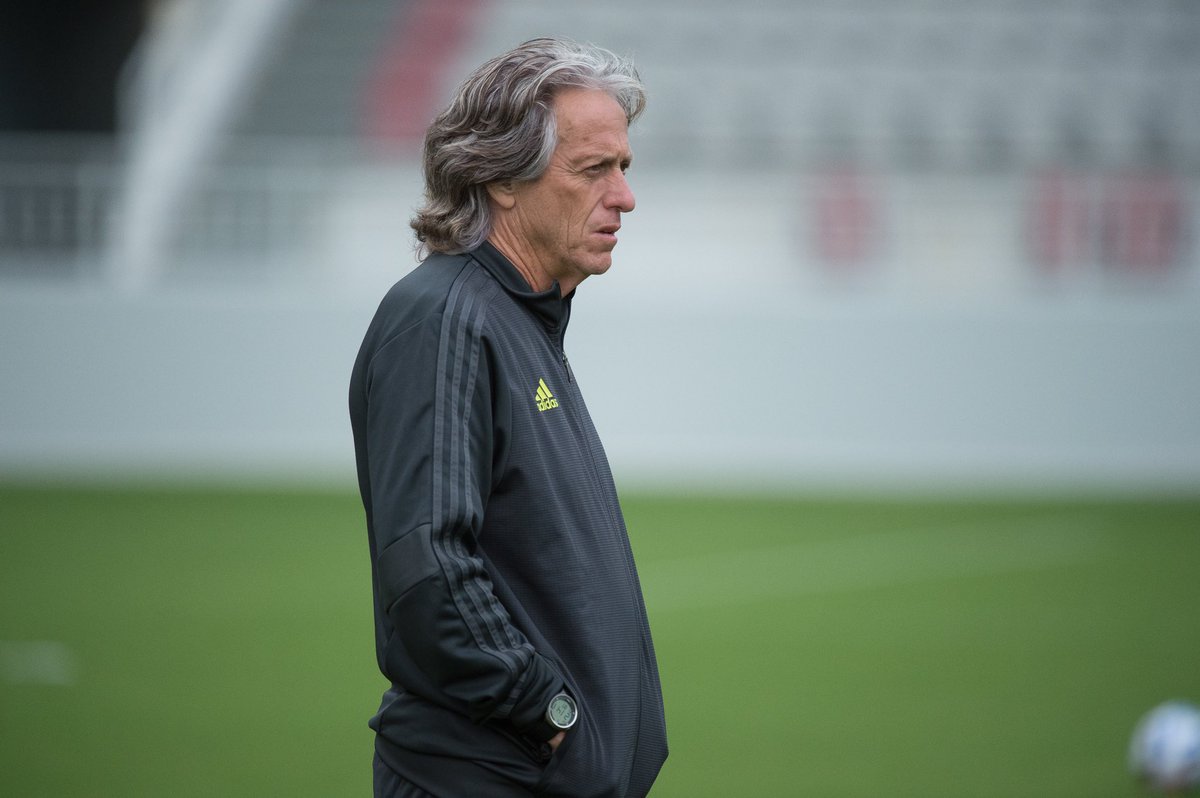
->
[0,134,355,284]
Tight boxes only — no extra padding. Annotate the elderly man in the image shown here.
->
[349,38,668,798]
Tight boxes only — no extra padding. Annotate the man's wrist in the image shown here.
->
[523,691,578,742]
[545,692,578,732]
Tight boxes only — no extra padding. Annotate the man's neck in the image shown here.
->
[486,234,581,296]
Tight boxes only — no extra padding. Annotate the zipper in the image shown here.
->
[560,347,574,384]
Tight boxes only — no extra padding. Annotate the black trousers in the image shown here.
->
[373,753,440,798]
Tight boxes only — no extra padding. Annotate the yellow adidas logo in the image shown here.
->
[534,378,559,412]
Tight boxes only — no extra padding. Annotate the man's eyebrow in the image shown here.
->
[573,151,634,168]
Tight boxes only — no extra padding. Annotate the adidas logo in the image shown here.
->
[534,378,559,412]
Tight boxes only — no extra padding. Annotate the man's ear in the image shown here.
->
[486,180,517,210]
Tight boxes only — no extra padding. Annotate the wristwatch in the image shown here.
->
[545,692,578,732]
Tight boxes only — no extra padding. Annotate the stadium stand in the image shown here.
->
[2,0,1197,278]
[232,1,400,140]
[446,0,1199,172]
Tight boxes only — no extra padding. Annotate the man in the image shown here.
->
[349,38,668,797]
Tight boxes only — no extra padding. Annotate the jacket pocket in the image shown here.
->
[489,721,553,764]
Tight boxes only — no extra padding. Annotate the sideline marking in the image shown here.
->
[641,515,1115,613]
[0,640,78,686]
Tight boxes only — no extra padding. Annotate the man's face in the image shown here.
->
[504,88,635,293]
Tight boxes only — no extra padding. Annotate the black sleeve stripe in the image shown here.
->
[449,284,525,652]
[444,286,509,648]
[431,270,530,671]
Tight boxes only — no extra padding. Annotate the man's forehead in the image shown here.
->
[554,94,630,156]
[554,89,627,130]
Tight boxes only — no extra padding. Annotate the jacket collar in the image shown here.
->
[471,241,572,335]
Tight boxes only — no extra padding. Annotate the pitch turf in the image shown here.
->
[1,484,1197,796]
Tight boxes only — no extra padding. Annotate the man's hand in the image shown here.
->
[548,731,566,752]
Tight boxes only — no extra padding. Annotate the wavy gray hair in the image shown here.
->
[411,37,646,257]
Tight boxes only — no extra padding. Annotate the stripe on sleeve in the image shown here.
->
[431,269,527,670]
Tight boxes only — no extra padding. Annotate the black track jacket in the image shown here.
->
[349,242,668,797]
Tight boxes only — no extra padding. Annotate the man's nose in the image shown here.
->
[608,171,635,213]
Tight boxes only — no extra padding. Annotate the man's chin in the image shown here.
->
[588,252,615,274]
[563,253,614,287]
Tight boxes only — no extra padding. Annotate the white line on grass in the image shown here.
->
[0,640,79,686]
[640,514,1115,614]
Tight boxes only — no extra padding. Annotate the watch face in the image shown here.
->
[548,694,577,728]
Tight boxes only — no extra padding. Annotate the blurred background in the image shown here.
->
[2,0,1198,491]
[1,0,1198,796]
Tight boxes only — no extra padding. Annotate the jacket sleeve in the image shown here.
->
[361,305,563,740]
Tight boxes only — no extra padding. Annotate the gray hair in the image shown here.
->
[411,37,646,257]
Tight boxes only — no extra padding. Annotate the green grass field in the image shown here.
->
[2,484,1198,796]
